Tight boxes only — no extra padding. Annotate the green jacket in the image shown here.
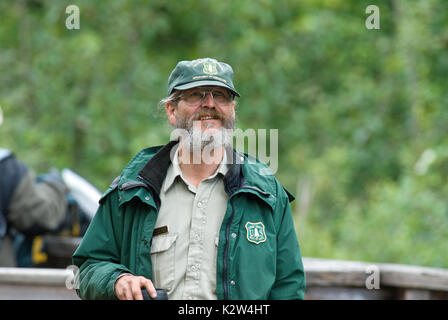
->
[72,141,306,300]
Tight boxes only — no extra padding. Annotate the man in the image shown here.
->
[73,58,306,300]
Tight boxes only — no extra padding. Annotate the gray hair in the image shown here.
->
[157,90,183,111]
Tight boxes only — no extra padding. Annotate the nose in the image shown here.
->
[201,92,216,107]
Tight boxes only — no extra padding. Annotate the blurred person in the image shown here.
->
[0,148,67,266]
[0,107,90,267]
[73,58,305,300]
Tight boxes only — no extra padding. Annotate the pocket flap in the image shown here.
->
[151,234,178,254]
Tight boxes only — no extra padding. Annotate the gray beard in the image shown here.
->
[175,114,235,152]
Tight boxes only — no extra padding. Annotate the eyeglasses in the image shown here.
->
[180,88,234,107]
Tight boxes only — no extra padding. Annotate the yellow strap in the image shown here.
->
[32,236,48,264]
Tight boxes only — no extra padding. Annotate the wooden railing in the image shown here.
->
[303,257,448,299]
[0,267,79,300]
[0,257,447,299]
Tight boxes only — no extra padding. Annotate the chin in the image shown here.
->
[201,120,222,130]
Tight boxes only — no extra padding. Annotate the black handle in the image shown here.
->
[141,288,168,300]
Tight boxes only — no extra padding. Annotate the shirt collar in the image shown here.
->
[162,143,230,193]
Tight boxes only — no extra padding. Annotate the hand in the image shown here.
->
[114,274,157,300]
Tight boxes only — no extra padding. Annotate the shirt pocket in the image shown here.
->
[150,233,177,292]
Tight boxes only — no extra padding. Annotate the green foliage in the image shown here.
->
[1,0,447,267]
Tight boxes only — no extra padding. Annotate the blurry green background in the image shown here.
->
[1,0,447,268]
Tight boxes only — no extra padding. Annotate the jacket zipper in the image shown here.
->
[222,201,235,300]
[222,186,271,299]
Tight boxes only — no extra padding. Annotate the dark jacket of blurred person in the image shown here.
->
[0,148,67,265]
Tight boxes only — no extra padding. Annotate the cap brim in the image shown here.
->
[173,80,240,97]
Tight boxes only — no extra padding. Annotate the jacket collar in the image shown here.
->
[138,141,244,199]
[137,140,177,197]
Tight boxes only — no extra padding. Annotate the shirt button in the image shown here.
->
[231,233,237,238]
[197,201,203,208]
[194,233,201,241]
[191,265,197,272]
[145,196,150,201]
[230,280,236,286]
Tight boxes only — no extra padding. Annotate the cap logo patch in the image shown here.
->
[203,61,218,75]
[245,221,267,244]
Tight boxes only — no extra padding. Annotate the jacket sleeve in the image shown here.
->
[269,185,306,300]
[72,188,132,300]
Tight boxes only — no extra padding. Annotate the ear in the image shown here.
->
[166,101,177,126]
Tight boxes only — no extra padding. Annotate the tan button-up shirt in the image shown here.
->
[150,144,229,300]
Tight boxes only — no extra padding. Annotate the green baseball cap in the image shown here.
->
[168,58,240,97]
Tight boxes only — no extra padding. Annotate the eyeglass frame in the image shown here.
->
[177,87,235,107]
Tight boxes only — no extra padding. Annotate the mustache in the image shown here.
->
[174,107,235,131]
[189,108,224,122]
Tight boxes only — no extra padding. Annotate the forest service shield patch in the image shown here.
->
[245,221,267,244]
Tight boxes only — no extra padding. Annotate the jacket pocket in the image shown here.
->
[150,233,177,292]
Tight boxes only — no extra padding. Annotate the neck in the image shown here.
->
[178,144,225,188]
